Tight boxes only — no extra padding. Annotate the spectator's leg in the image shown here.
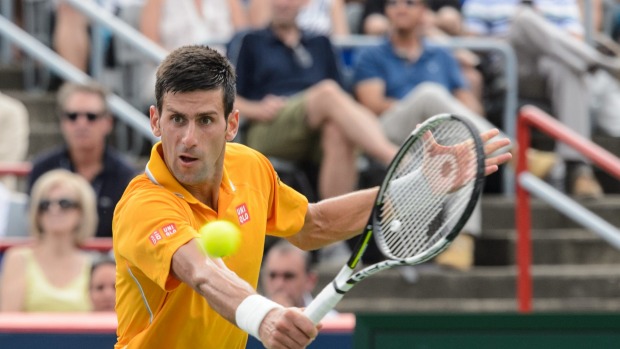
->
[510,5,620,77]
[318,121,358,199]
[379,82,503,145]
[304,80,398,166]
[539,56,603,197]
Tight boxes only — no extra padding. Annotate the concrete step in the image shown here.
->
[481,195,620,229]
[476,228,620,266]
[315,264,620,313]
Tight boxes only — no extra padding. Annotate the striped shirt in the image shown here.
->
[462,0,584,37]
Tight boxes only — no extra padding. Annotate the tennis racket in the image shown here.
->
[303,113,486,323]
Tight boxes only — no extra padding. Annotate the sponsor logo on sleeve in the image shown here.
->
[236,203,250,225]
[149,223,178,245]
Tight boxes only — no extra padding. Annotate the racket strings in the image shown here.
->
[376,119,480,260]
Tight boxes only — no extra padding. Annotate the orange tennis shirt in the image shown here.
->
[112,142,308,348]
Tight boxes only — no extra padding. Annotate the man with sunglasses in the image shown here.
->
[261,239,338,318]
[27,82,137,238]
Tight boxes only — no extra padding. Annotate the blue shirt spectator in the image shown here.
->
[353,39,467,99]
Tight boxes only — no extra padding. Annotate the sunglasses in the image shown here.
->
[268,271,298,280]
[386,0,423,6]
[39,198,80,212]
[62,111,104,122]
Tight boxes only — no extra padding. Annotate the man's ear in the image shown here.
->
[150,105,162,137]
[225,110,240,142]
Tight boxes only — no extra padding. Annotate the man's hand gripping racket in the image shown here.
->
[303,113,511,323]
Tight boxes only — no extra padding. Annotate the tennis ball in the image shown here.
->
[198,220,241,257]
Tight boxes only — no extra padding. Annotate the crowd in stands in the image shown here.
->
[2,0,620,313]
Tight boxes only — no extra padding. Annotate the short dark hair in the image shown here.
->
[155,45,237,118]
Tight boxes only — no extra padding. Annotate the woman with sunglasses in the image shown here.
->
[0,169,98,312]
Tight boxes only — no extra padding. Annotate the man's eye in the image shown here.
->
[199,117,212,125]
[172,115,184,123]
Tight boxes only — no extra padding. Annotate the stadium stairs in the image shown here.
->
[4,64,620,314]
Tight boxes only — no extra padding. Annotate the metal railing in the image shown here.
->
[515,104,620,313]
[0,15,157,144]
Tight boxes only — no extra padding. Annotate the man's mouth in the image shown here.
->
[179,155,198,164]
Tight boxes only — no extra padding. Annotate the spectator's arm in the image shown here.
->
[229,0,249,30]
[354,78,396,115]
[0,249,26,311]
[140,0,164,46]
[330,0,350,36]
[53,2,89,71]
[234,95,287,122]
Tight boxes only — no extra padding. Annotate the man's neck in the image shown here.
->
[272,21,301,48]
[69,145,105,182]
[390,29,423,61]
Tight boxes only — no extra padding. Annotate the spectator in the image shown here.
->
[249,0,351,36]
[140,0,247,52]
[351,0,503,271]
[89,253,116,312]
[0,92,29,191]
[358,0,485,103]
[261,239,340,316]
[138,0,248,107]
[462,0,610,198]
[230,0,399,201]
[27,82,137,238]
[0,169,97,312]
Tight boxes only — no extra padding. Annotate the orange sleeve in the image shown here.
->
[114,183,198,291]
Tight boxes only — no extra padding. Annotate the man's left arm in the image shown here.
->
[287,187,378,250]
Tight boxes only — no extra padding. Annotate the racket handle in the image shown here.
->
[303,284,344,324]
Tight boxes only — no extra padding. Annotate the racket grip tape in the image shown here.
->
[303,283,344,324]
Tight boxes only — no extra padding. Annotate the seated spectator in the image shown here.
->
[138,0,248,106]
[27,82,138,238]
[351,0,504,271]
[462,0,611,198]
[230,0,399,201]
[0,169,97,312]
[89,253,116,312]
[358,0,485,104]
[140,0,247,52]
[261,239,337,317]
[0,92,29,191]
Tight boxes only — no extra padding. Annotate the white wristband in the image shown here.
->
[235,294,283,339]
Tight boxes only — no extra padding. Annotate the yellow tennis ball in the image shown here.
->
[198,220,241,257]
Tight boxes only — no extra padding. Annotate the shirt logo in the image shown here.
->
[149,230,162,245]
[236,203,250,225]
[149,223,178,245]
[162,223,177,237]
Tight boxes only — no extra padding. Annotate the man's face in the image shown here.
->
[150,89,238,188]
[262,250,316,307]
[60,91,112,151]
[385,0,426,31]
[271,0,305,26]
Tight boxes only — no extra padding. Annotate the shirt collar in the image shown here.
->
[145,142,235,205]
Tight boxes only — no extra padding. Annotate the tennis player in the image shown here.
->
[112,45,511,349]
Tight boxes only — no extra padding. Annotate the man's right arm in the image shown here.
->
[235,95,286,122]
[171,239,318,348]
